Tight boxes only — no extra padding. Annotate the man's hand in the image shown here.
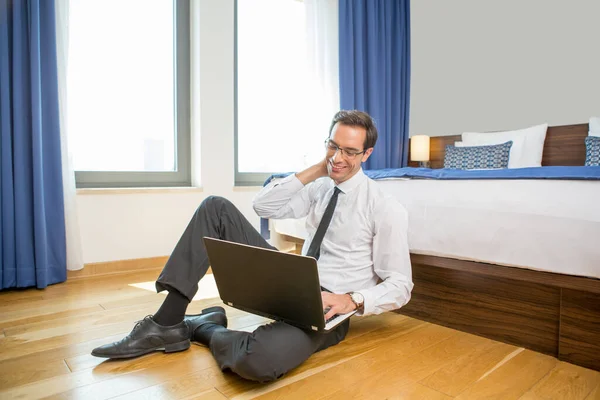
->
[322,292,356,321]
[296,158,330,185]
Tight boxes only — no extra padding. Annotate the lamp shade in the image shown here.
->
[410,135,430,161]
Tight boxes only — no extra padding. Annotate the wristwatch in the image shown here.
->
[347,292,364,311]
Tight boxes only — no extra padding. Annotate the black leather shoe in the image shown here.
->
[91,316,190,359]
[185,309,228,345]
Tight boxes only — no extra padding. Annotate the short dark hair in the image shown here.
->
[328,110,378,150]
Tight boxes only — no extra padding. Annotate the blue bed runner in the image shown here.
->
[264,166,600,186]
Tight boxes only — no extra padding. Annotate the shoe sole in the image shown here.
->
[201,306,226,315]
[184,306,226,319]
[91,339,191,359]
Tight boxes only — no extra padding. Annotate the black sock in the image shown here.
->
[153,290,190,326]
[193,323,227,346]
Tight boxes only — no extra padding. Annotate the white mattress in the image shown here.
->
[271,178,600,279]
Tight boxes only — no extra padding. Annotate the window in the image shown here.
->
[68,0,191,188]
[235,0,334,186]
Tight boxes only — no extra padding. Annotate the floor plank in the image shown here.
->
[108,370,218,400]
[390,329,495,382]
[455,350,558,399]
[368,382,453,400]
[380,381,454,400]
[0,304,105,331]
[318,328,493,400]
[0,358,71,392]
[0,300,109,326]
[586,383,600,400]
[181,388,229,400]
[52,355,216,400]
[419,339,518,396]
[519,361,600,400]
[0,332,125,389]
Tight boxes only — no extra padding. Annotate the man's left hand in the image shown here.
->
[322,292,356,321]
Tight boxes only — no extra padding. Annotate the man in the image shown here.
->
[92,110,413,383]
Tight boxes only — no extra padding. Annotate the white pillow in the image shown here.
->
[461,123,548,168]
[589,117,600,137]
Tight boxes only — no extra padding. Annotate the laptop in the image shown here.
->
[202,237,356,332]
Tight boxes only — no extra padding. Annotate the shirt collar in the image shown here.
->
[334,168,367,194]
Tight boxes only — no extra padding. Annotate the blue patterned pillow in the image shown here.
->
[585,136,600,166]
[444,141,513,170]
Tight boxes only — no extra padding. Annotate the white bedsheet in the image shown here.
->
[271,178,600,279]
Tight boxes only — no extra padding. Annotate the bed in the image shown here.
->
[265,122,600,371]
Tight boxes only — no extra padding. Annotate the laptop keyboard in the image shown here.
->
[326,314,341,324]
[324,308,342,324]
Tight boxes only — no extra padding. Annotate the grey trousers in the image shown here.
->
[156,196,350,382]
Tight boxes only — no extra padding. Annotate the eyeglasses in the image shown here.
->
[324,139,366,160]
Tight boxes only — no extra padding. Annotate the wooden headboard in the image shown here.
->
[408,123,589,169]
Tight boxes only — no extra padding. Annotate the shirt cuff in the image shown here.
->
[356,289,374,316]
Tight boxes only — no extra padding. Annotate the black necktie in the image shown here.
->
[307,187,341,260]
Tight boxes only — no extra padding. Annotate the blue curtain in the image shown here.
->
[339,0,411,169]
[0,0,66,289]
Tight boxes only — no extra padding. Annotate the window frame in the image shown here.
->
[233,0,275,187]
[75,0,191,188]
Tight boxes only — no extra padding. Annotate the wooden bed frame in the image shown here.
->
[408,123,589,169]
[402,123,600,371]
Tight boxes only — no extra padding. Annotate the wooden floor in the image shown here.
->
[1,269,600,400]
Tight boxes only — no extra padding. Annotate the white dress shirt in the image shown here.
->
[253,169,413,316]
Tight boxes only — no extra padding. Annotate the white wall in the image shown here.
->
[410,1,600,137]
[76,0,266,264]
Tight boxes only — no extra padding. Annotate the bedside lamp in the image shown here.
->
[411,135,430,168]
